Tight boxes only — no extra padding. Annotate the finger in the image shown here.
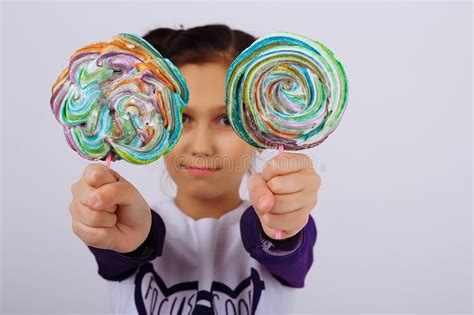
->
[83,163,120,189]
[72,179,117,213]
[262,153,311,181]
[89,181,137,211]
[71,219,116,249]
[72,180,94,207]
[260,209,309,232]
[70,201,117,228]
[267,172,305,195]
[248,172,275,213]
[269,192,309,214]
[82,164,121,212]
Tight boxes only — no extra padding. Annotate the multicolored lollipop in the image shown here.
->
[50,33,189,165]
[225,32,348,151]
[225,32,348,239]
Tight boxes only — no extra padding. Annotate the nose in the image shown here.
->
[189,124,214,157]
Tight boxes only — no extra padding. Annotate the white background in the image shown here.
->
[1,1,472,314]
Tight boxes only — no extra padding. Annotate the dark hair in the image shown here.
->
[142,24,257,67]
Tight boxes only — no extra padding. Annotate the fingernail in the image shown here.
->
[258,196,271,211]
[88,194,102,209]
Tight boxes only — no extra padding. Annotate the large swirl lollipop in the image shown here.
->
[225,32,348,238]
[50,33,189,166]
[225,32,348,151]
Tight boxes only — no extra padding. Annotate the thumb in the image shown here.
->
[84,164,120,212]
[248,172,275,214]
[92,181,137,210]
[83,163,120,189]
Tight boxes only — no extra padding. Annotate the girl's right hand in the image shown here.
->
[69,163,152,253]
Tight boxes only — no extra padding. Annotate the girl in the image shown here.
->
[69,24,320,315]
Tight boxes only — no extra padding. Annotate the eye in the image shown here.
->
[218,115,231,126]
[182,113,189,123]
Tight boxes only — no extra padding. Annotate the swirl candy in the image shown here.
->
[225,32,348,151]
[50,33,189,165]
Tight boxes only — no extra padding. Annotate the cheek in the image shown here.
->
[164,133,188,164]
[164,147,184,177]
[164,155,177,177]
[216,132,254,172]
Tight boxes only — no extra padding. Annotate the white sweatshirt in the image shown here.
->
[88,198,317,315]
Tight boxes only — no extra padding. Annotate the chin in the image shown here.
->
[185,183,222,199]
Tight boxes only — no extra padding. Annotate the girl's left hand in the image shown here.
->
[248,152,321,240]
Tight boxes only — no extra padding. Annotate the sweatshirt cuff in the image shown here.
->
[87,208,166,281]
[239,206,317,287]
[240,206,308,257]
[257,212,304,255]
[118,218,157,259]
[117,208,165,261]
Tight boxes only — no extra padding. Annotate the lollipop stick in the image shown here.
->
[277,144,284,155]
[274,144,284,240]
[105,152,113,169]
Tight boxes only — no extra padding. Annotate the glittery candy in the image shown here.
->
[225,32,348,150]
[50,33,189,164]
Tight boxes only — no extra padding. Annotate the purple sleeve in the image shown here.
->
[239,206,317,288]
[87,208,166,281]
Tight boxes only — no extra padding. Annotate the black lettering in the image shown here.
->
[238,299,249,315]
[188,294,196,315]
[225,299,236,315]
[158,297,169,315]
[170,296,177,314]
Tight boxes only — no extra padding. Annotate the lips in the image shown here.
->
[180,162,220,171]
[184,165,219,176]
[185,166,220,171]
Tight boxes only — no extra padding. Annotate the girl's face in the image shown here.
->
[164,62,256,200]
